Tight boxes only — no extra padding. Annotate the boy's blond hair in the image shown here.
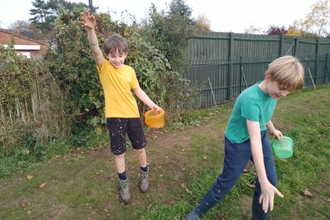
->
[267,55,304,90]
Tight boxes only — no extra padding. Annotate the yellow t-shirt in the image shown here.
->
[97,59,140,118]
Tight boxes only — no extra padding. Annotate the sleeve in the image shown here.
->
[96,59,107,74]
[241,97,260,122]
[131,69,140,89]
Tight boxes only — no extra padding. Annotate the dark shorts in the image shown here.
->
[106,118,147,155]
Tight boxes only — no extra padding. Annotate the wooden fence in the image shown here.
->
[0,74,67,145]
[185,31,330,108]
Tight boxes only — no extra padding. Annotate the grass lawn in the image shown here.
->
[0,84,330,220]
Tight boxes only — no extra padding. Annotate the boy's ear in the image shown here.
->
[265,72,272,81]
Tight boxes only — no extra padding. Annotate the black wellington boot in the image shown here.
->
[186,189,219,220]
[252,195,269,220]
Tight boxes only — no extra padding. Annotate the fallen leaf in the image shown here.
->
[246,182,256,188]
[26,175,33,180]
[180,183,192,194]
[180,183,186,190]
[243,168,250,173]
[96,172,100,175]
[304,189,312,197]
[39,182,47,189]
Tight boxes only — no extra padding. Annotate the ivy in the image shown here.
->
[0,38,34,106]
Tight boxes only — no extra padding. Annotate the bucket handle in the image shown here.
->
[145,110,162,126]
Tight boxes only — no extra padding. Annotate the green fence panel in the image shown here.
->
[185,31,330,108]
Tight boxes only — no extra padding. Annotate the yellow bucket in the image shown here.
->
[144,109,165,129]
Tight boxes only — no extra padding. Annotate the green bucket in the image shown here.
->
[271,136,294,159]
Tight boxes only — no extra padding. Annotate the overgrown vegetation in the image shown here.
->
[0,39,70,163]
[0,0,199,174]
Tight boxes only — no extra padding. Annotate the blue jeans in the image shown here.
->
[211,130,277,200]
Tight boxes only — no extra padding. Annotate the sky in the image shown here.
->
[0,0,320,33]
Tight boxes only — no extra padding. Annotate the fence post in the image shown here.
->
[294,37,298,56]
[279,34,284,56]
[324,53,330,83]
[314,39,320,84]
[228,32,234,100]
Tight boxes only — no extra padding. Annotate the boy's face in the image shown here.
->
[266,73,290,99]
[105,51,127,68]
[267,80,290,99]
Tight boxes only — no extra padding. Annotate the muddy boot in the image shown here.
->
[186,189,218,220]
[119,178,130,204]
[252,195,269,220]
[139,169,149,193]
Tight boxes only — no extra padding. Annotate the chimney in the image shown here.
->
[16,26,20,35]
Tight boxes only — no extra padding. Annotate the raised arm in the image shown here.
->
[81,10,104,67]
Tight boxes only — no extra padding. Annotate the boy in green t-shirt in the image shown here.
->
[186,55,304,219]
[81,10,161,204]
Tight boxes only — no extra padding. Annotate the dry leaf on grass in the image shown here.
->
[180,183,192,194]
[246,182,256,188]
[39,182,47,189]
[26,175,33,180]
[303,189,312,197]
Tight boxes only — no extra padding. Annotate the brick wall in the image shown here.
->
[0,29,47,57]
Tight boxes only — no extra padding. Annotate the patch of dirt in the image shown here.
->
[2,107,328,219]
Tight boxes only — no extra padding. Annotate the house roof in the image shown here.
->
[0,28,46,46]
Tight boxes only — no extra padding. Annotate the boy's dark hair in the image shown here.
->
[103,34,128,55]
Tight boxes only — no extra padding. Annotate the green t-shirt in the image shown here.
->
[225,82,277,143]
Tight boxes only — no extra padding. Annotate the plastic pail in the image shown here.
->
[144,109,165,129]
[271,136,294,159]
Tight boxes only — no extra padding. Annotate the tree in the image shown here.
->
[144,0,195,72]
[244,24,264,34]
[286,25,301,37]
[29,0,90,35]
[266,25,287,35]
[29,0,54,34]
[8,20,30,31]
[300,0,330,37]
[196,14,211,32]
[7,21,37,39]
[167,0,196,25]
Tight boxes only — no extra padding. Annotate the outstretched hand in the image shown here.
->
[259,182,284,212]
[81,10,95,30]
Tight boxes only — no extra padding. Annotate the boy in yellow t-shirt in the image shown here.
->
[81,10,161,204]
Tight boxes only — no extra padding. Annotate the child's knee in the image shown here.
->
[135,148,145,154]
[114,153,125,159]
